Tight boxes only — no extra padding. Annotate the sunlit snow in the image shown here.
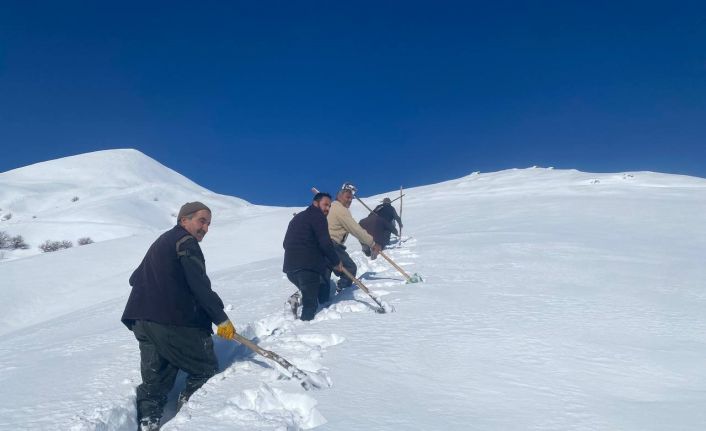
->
[1,150,705,430]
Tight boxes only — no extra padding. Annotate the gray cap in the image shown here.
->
[177,201,211,220]
[382,197,391,204]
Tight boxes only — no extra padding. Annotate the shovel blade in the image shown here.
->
[297,370,332,391]
[406,273,423,284]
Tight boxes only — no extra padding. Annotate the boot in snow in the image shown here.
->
[287,291,301,318]
[139,418,160,431]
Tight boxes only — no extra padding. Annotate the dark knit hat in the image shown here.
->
[382,197,392,204]
[177,201,211,220]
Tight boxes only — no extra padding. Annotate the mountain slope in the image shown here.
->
[1,162,705,430]
[0,149,250,260]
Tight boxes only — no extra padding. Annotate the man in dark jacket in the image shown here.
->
[283,192,343,321]
[373,198,403,234]
[122,202,235,431]
[359,197,403,252]
[359,212,398,252]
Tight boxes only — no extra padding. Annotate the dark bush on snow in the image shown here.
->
[0,232,29,250]
[39,240,74,253]
[78,237,94,246]
[10,235,29,249]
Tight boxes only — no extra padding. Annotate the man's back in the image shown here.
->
[283,205,338,275]
[374,203,400,224]
[122,225,221,331]
[328,200,374,246]
[359,213,397,246]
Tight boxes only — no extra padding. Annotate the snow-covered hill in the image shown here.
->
[0,149,291,336]
[1,154,705,430]
[0,149,251,260]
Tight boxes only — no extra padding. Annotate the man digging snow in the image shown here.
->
[121,202,236,431]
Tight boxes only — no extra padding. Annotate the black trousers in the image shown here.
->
[132,320,218,423]
[326,243,357,290]
[287,270,330,321]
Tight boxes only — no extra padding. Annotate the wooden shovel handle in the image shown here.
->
[339,267,386,311]
[340,266,371,294]
[379,250,412,281]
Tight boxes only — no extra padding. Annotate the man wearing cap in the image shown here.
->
[374,198,403,232]
[327,188,381,293]
[122,202,235,431]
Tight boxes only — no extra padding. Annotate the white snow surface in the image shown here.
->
[1,151,705,430]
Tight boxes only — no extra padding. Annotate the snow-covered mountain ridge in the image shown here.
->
[1,150,705,430]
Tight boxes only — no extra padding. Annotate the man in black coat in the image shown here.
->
[122,202,235,431]
[373,198,403,233]
[359,212,398,251]
[359,198,403,252]
[283,192,343,321]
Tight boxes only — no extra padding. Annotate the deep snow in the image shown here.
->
[1,151,705,430]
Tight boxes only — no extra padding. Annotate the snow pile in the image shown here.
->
[1,155,705,430]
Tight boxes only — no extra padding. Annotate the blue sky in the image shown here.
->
[1,1,705,206]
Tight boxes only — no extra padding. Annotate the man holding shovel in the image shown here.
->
[283,192,344,320]
[374,198,403,235]
[121,202,236,431]
[327,187,382,293]
[358,197,403,254]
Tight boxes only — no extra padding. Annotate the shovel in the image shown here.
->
[340,267,392,313]
[231,332,325,391]
[378,250,423,284]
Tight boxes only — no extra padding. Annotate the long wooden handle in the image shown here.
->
[399,186,403,238]
[231,332,311,383]
[340,266,371,294]
[353,195,375,213]
[340,266,385,311]
[232,332,266,356]
[379,250,412,281]
[389,193,405,204]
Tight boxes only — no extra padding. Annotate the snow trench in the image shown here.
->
[67,239,416,431]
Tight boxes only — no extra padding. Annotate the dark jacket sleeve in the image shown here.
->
[391,207,402,227]
[313,212,341,267]
[178,238,229,325]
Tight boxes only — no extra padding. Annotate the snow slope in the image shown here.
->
[1,155,705,430]
[0,149,250,260]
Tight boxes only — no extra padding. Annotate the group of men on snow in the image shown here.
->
[121,187,402,430]
[283,188,402,320]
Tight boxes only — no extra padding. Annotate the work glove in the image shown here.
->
[217,319,236,340]
[335,262,345,273]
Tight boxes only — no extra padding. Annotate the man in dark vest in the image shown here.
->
[121,202,236,431]
[283,192,343,321]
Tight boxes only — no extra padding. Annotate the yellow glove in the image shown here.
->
[216,319,236,340]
